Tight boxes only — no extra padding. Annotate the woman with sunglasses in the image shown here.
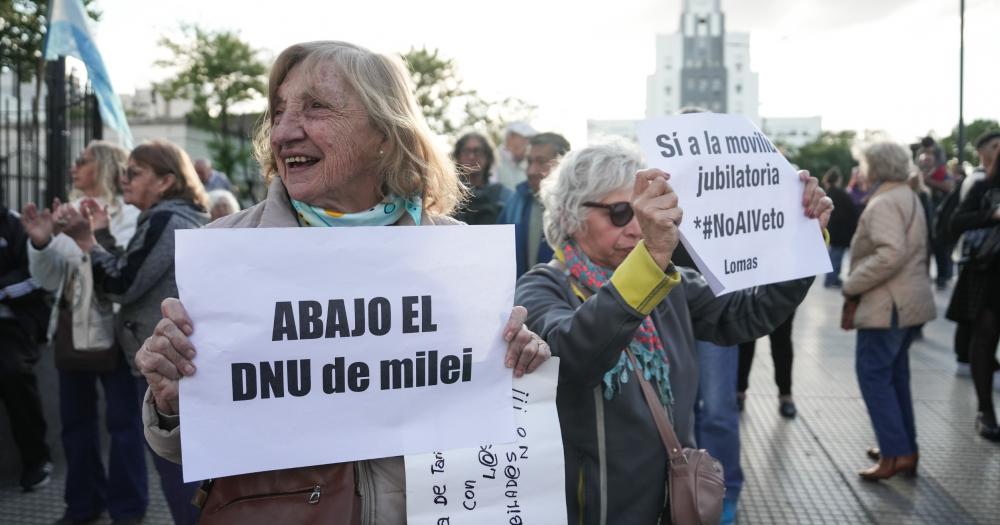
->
[56,140,210,525]
[22,140,149,524]
[514,141,832,523]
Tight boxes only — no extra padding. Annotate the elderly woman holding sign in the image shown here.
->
[134,41,550,524]
[514,142,831,524]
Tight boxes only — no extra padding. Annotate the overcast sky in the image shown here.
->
[92,0,998,147]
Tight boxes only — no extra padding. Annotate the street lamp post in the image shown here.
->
[957,0,965,164]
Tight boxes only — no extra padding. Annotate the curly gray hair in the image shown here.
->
[541,141,643,248]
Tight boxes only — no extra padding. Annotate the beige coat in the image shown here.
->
[142,177,458,525]
[843,182,936,328]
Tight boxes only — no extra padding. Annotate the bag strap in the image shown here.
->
[550,256,687,463]
[626,349,687,465]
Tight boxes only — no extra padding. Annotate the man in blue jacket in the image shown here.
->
[498,132,571,278]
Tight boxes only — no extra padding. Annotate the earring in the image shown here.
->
[378,149,385,156]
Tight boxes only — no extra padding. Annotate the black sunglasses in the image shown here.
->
[122,167,146,182]
[582,201,634,227]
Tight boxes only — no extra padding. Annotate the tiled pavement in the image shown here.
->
[1,278,998,524]
[736,280,999,524]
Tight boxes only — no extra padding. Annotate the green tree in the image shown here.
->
[790,130,858,180]
[0,0,100,134]
[0,0,101,79]
[155,25,266,178]
[939,118,1000,164]
[401,46,534,146]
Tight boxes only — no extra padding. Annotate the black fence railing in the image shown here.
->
[1,67,46,212]
[0,58,100,213]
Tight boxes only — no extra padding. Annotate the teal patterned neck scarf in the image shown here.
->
[291,194,422,227]
[562,240,673,407]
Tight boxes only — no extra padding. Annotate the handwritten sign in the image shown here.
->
[636,113,831,294]
[405,357,566,525]
[174,226,516,482]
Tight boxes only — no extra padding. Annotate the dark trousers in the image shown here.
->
[826,245,847,287]
[969,308,1000,423]
[59,357,148,520]
[134,377,201,525]
[695,341,743,502]
[738,311,795,397]
[0,371,51,473]
[932,240,953,285]
[955,322,972,363]
[0,321,51,473]
[855,310,918,457]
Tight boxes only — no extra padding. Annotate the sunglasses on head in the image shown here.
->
[582,201,634,227]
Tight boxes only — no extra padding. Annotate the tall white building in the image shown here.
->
[645,0,759,125]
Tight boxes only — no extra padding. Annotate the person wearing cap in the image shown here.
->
[495,121,537,191]
[945,129,1000,439]
[959,130,1000,202]
[498,132,571,278]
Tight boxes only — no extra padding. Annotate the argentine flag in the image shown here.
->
[44,0,133,148]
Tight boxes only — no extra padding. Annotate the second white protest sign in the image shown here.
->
[636,113,831,294]
[175,226,516,482]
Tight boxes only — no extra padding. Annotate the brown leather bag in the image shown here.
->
[195,463,361,525]
[840,296,861,331]
[53,298,118,373]
[627,350,725,525]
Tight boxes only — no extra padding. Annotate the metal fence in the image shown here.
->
[0,58,100,213]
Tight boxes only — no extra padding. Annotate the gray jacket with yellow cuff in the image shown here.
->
[514,240,812,525]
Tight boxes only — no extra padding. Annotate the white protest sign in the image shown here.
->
[635,113,831,294]
[405,357,566,525]
[174,226,516,482]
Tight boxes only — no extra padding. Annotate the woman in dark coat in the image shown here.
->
[947,156,1000,441]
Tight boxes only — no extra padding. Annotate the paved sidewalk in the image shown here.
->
[736,280,999,525]
[1,278,997,524]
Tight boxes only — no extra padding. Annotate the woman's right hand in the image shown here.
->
[80,198,111,231]
[135,298,198,416]
[21,201,58,249]
[631,169,683,270]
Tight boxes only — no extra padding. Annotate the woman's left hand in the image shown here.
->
[502,306,551,378]
[57,204,96,251]
[800,170,834,231]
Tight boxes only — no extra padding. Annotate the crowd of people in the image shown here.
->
[0,38,997,525]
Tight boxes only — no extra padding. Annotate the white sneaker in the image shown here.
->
[956,363,971,377]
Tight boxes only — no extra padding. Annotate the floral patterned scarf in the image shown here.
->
[562,241,673,407]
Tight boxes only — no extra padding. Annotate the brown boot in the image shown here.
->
[858,453,918,481]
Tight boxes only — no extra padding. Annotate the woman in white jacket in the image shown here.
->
[21,140,150,525]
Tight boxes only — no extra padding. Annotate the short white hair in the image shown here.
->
[541,141,643,248]
[859,142,913,185]
[207,189,240,213]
